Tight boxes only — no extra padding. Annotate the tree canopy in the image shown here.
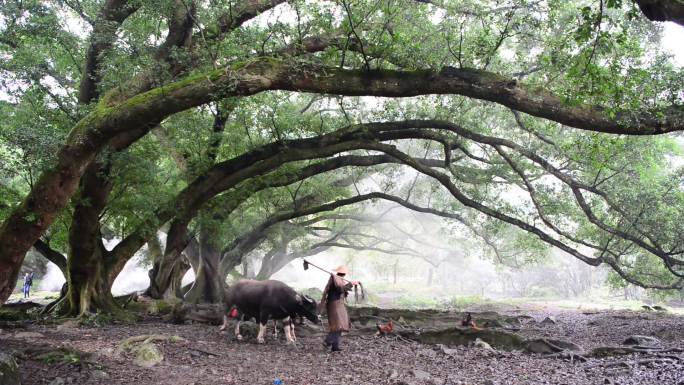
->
[0,0,683,312]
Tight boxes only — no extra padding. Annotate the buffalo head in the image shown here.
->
[296,294,320,324]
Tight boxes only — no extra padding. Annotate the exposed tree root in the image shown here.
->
[547,351,588,363]
[118,334,187,351]
[40,283,68,315]
[17,346,102,370]
[525,338,582,354]
[168,303,223,324]
[586,357,681,370]
[1,301,43,310]
[590,346,683,357]
[115,292,140,308]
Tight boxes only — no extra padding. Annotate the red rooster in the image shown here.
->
[461,313,483,331]
[375,319,394,336]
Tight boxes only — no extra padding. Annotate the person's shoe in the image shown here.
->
[331,348,342,353]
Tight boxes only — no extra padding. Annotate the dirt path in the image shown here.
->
[1,307,683,385]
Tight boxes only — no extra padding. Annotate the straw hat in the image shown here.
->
[334,265,349,275]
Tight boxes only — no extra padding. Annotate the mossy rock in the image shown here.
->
[0,352,20,385]
[349,307,512,329]
[235,322,259,339]
[132,343,163,367]
[79,310,136,326]
[118,334,185,352]
[401,327,525,351]
[0,308,30,322]
[36,348,89,366]
[349,307,447,324]
[147,300,174,315]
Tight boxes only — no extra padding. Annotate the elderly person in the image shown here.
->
[319,265,358,352]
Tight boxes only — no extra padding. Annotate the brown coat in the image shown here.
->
[318,274,353,332]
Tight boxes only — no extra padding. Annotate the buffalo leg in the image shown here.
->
[281,317,296,343]
[256,322,267,344]
[290,319,297,342]
[284,323,295,343]
[235,318,243,341]
[273,319,278,340]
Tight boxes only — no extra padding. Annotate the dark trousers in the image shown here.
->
[23,283,30,298]
[325,331,341,351]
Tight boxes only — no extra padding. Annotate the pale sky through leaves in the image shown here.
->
[662,22,684,66]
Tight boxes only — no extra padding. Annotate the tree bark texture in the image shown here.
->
[184,220,224,304]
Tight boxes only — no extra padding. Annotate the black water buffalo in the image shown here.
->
[220,279,319,343]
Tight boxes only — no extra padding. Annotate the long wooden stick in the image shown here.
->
[304,259,365,301]
[303,259,354,284]
[304,259,352,283]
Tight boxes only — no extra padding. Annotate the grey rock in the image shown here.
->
[14,331,44,338]
[471,338,494,352]
[411,369,431,380]
[56,320,79,331]
[91,370,109,380]
[48,377,65,385]
[436,344,459,355]
[541,316,557,325]
[483,319,504,328]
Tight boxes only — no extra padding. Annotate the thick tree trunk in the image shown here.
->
[146,252,191,299]
[146,230,198,299]
[145,223,189,299]
[255,248,287,280]
[60,249,120,316]
[168,258,191,298]
[184,223,223,304]
[58,159,122,316]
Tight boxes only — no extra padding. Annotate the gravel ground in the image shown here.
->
[1,306,683,385]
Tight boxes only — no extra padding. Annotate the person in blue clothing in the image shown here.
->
[22,272,34,298]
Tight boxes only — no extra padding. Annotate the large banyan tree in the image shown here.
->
[1,0,683,315]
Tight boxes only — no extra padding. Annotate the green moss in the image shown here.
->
[123,55,280,109]
[0,353,20,384]
[36,348,90,366]
[147,299,179,315]
[0,308,30,321]
[132,343,163,367]
[79,309,137,326]
[168,335,184,343]
[449,295,490,310]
